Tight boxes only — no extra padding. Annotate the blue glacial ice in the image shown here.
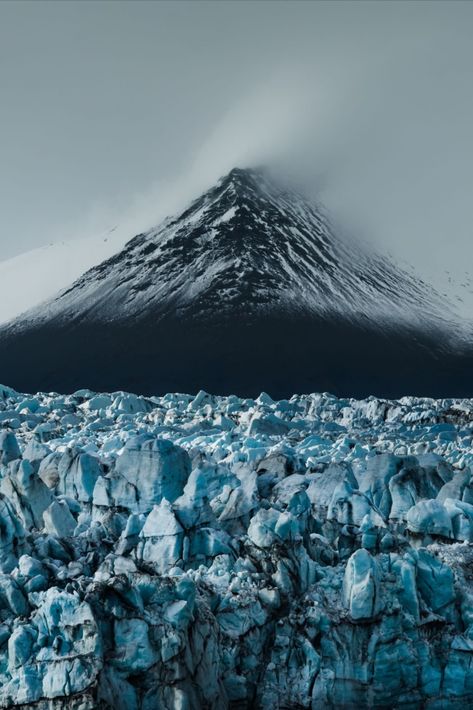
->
[0,387,473,707]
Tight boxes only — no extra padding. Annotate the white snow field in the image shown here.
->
[0,226,129,326]
[0,385,473,708]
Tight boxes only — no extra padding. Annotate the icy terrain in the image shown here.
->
[1,385,473,708]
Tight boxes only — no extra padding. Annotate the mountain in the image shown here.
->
[0,167,471,398]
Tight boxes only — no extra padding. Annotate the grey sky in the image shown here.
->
[1,0,473,307]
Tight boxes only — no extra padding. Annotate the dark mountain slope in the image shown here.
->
[0,168,470,398]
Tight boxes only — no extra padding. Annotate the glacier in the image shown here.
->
[0,385,473,707]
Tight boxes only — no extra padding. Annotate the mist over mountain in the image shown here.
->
[0,167,471,399]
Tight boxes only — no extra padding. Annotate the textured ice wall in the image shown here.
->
[0,386,473,708]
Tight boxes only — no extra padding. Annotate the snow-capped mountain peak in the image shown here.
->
[22,167,453,331]
[0,167,470,398]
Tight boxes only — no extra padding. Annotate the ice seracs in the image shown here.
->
[0,385,473,707]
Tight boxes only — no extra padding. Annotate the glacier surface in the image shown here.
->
[0,385,473,707]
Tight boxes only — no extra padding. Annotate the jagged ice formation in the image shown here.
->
[0,386,473,707]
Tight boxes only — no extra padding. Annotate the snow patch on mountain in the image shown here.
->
[0,228,128,326]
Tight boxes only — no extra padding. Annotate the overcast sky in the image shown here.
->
[1,0,473,306]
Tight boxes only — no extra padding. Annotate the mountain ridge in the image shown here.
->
[11,167,457,329]
[0,167,471,398]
